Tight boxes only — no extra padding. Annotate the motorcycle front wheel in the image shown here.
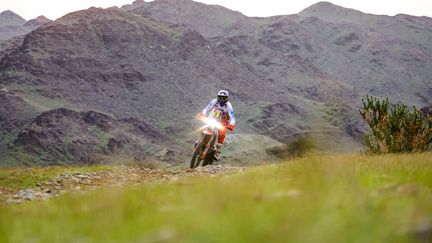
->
[202,134,217,166]
[190,141,204,168]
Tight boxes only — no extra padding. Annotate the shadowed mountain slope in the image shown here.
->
[9,108,179,165]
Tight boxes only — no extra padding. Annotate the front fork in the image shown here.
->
[198,131,218,159]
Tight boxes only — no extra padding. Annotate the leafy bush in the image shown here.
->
[359,96,432,153]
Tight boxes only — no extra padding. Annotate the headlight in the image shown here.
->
[204,118,223,129]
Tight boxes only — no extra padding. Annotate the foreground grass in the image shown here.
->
[1,153,432,242]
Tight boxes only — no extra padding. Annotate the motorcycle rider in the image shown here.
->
[197,90,235,160]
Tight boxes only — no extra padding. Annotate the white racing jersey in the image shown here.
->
[202,99,235,126]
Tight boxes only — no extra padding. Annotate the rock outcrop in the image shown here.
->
[11,108,181,164]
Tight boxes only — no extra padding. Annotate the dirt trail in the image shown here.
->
[1,165,245,204]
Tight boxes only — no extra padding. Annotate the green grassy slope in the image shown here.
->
[0,165,114,191]
[1,153,432,242]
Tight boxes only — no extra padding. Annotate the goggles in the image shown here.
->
[217,95,229,102]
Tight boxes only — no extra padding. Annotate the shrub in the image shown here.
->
[359,96,432,153]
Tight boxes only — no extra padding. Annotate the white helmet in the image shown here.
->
[217,90,229,104]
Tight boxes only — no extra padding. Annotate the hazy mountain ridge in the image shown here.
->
[0,1,431,165]
[124,0,264,38]
[0,10,52,41]
[24,16,51,27]
[0,10,26,27]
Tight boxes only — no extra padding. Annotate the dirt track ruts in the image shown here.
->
[1,165,245,204]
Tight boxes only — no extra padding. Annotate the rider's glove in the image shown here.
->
[196,112,206,119]
[226,124,235,131]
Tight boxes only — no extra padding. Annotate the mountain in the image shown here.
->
[24,16,51,27]
[0,7,282,165]
[122,0,263,38]
[121,0,148,11]
[0,10,26,27]
[127,0,431,137]
[0,13,52,41]
[128,1,431,105]
[0,1,431,165]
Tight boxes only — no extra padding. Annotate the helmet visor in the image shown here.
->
[217,95,229,102]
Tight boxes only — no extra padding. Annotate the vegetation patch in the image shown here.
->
[2,153,431,242]
[0,165,113,191]
[360,96,432,153]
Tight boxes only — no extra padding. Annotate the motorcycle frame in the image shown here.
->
[198,127,219,160]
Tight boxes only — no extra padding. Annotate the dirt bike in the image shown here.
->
[190,109,225,169]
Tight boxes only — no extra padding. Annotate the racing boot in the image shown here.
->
[213,143,223,161]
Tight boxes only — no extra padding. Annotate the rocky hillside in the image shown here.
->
[8,108,180,165]
[421,105,432,116]
[0,7,281,165]
[127,1,431,105]
[0,0,431,165]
